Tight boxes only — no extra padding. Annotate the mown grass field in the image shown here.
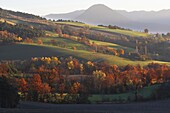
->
[1,43,170,66]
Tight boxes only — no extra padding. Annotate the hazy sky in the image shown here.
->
[0,0,170,15]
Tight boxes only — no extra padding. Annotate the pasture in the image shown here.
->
[0,43,169,66]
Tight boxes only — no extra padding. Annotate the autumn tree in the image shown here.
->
[17,78,28,100]
[70,82,81,94]
[28,74,43,101]
[0,30,17,44]
[144,28,149,33]
[93,70,106,93]
[73,46,77,51]
[41,83,51,94]
[56,25,63,37]
[69,82,81,103]
[117,49,125,56]
[24,38,33,43]
[59,83,65,97]
[37,39,43,45]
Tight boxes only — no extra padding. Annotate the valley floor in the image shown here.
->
[1,99,170,113]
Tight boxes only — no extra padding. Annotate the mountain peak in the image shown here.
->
[87,4,113,11]
[90,4,109,8]
[75,4,128,25]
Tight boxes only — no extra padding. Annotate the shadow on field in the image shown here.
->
[1,99,170,113]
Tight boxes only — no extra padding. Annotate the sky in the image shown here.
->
[0,0,170,15]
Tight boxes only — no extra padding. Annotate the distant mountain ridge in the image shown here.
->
[75,4,131,26]
[45,10,85,20]
[45,4,170,33]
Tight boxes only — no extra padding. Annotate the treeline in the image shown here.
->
[0,57,170,104]
[25,22,56,32]
[98,24,132,31]
[0,30,21,44]
[0,21,45,39]
[56,19,84,24]
[0,8,46,20]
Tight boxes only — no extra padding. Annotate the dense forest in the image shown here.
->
[0,57,170,106]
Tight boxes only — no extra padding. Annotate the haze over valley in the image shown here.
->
[45,4,170,33]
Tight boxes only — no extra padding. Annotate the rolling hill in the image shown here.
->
[1,43,169,66]
[0,7,170,65]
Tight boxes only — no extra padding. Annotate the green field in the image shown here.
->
[38,34,132,52]
[36,37,91,51]
[56,21,150,37]
[89,39,134,52]
[45,31,134,52]
[56,21,87,27]
[0,43,169,66]
[44,31,132,51]
[92,26,150,37]
[89,84,161,103]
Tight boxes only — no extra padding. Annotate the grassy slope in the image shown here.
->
[36,37,91,51]
[92,26,149,37]
[0,18,16,25]
[45,31,134,52]
[38,34,132,51]
[56,22,150,37]
[0,43,169,66]
[89,39,134,52]
[2,18,148,49]
[55,21,87,27]
[0,19,168,66]
[2,17,149,37]
[89,84,161,103]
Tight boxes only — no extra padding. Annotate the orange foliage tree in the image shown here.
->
[37,39,43,45]
[28,74,51,101]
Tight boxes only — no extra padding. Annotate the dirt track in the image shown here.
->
[0,99,170,113]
